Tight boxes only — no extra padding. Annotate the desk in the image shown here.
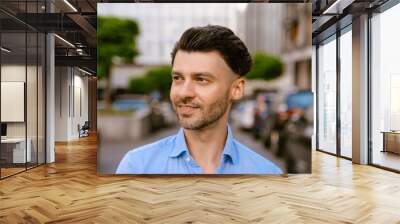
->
[381,131,400,154]
[1,138,31,163]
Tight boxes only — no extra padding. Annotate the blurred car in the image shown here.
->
[112,94,167,132]
[251,92,284,147]
[276,91,314,173]
[286,91,313,110]
[112,98,149,111]
[148,101,166,131]
[231,100,256,131]
[159,102,178,126]
[97,101,105,110]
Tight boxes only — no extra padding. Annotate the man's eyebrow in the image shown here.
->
[192,72,216,79]
[172,71,216,78]
[171,71,182,76]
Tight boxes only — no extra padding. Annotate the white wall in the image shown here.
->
[1,63,46,164]
[55,67,68,141]
[55,67,89,141]
[1,65,38,138]
[1,65,26,140]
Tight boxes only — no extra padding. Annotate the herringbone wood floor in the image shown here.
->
[1,135,400,224]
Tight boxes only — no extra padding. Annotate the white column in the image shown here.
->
[352,14,369,164]
[45,0,56,163]
[46,32,55,163]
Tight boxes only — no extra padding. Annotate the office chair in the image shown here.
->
[79,121,90,138]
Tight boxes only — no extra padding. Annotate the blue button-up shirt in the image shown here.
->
[116,126,283,174]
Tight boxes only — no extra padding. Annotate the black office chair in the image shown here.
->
[78,121,90,138]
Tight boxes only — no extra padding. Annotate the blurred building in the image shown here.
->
[98,3,243,65]
[240,4,285,55]
[281,4,312,91]
[241,4,312,94]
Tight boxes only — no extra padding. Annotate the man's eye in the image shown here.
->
[173,76,182,81]
[197,78,209,83]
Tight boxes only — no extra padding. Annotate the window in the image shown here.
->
[371,2,400,171]
[339,27,352,158]
[317,35,337,154]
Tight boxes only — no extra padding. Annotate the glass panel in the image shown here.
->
[317,36,337,154]
[27,0,39,169]
[371,3,400,171]
[1,30,27,177]
[27,30,38,169]
[38,32,45,165]
[0,1,46,178]
[339,29,352,158]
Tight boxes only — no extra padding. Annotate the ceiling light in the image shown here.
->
[1,47,11,53]
[76,48,86,55]
[63,0,78,12]
[54,34,75,48]
[78,67,92,76]
[323,0,354,15]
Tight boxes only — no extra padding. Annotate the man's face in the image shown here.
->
[170,50,243,130]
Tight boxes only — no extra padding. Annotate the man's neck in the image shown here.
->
[183,120,228,174]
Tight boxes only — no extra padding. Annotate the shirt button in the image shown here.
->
[185,157,190,162]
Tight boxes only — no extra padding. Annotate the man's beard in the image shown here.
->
[172,93,230,130]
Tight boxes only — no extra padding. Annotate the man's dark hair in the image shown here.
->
[171,25,252,76]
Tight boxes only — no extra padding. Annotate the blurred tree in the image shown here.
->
[127,76,153,94]
[246,53,284,80]
[128,66,172,99]
[98,16,140,109]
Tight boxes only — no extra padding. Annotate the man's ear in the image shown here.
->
[231,77,245,101]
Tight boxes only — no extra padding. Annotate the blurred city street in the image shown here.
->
[97,3,312,174]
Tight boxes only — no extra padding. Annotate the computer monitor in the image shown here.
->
[1,123,7,137]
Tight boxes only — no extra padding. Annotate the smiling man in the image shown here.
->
[116,25,283,174]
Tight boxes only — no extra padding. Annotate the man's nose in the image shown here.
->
[178,80,196,98]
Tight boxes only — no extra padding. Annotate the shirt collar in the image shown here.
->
[169,128,189,158]
[169,125,238,165]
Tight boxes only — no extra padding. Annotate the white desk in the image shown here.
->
[1,138,31,163]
